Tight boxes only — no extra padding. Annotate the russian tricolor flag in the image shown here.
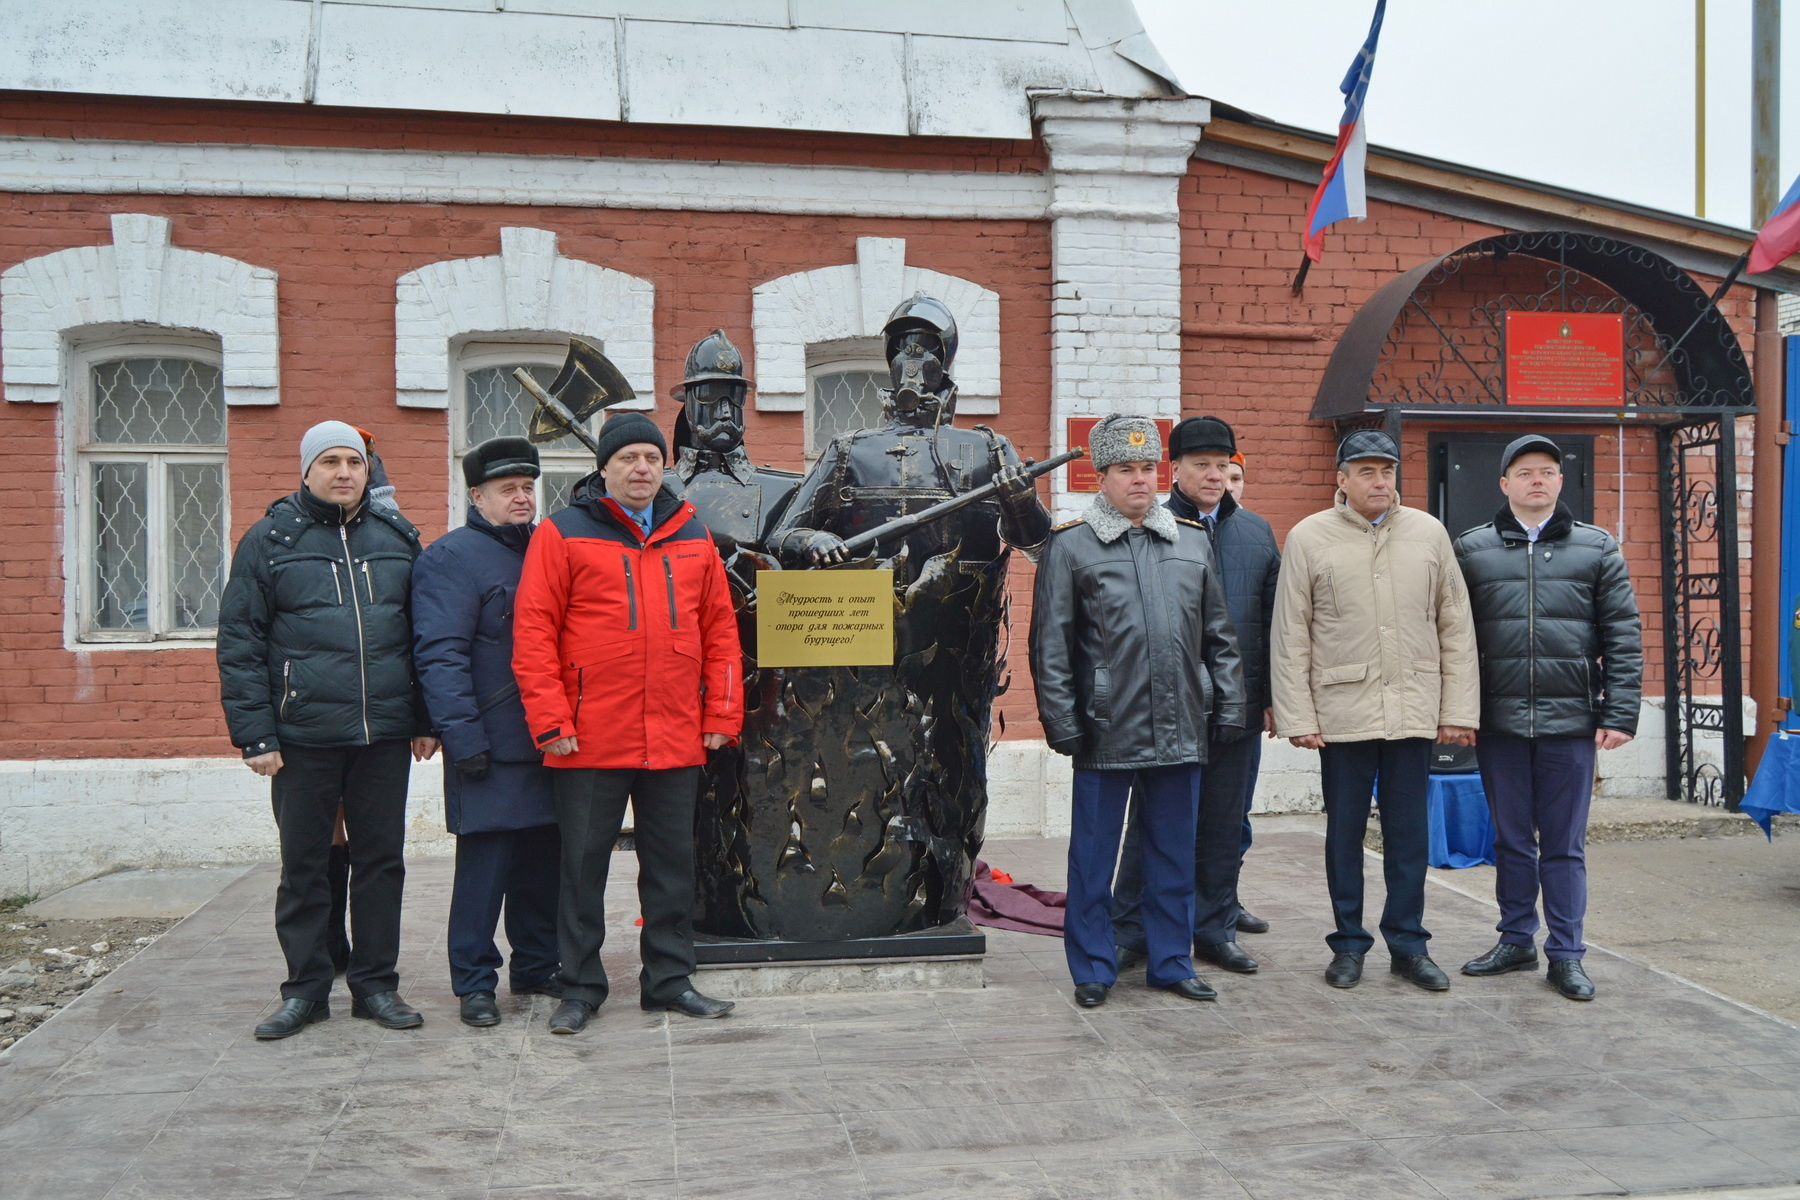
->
[1303,0,1388,263]
[1749,171,1800,275]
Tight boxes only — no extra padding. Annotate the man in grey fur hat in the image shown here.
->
[1029,414,1246,1008]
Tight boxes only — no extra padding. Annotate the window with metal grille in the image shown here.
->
[451,345,599,525]
[73,350,228,642]
[806,359,887,460]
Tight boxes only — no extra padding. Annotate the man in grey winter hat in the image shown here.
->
[1029,414,1245,1009]
[218,421,438,1039]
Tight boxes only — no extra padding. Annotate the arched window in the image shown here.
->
[805,345,886,460]
[70,338,228,642]
[450,342,597,522]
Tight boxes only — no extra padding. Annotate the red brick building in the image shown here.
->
[0,3,1787,893]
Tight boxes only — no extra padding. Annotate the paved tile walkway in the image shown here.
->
[4,830,1800,1199]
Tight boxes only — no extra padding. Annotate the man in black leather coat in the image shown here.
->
[1453,434,1642,1001]
[1112,416,1280,976]
[1030,415,1245,1009]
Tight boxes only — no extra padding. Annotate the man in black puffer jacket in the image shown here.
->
[1453,434,1642,1001]
[218,421,439,1039]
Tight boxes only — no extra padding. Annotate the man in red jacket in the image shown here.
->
[513,412,743,1034]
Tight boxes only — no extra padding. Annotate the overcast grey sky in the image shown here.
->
[1134,0,1796,231]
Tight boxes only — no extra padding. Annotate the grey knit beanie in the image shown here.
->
[300,420,365,478]
[1088,414,1162,471]
[593,411,669,468]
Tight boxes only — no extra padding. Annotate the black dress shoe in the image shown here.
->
[1195,940,1259,974]
[1548,960,1596,1001]
[1158,976,1218,1001]
[548,998,595,1034]
[511,975,565,999]
[1235,906,1271,935]
[459,990,501,1027]
[351,990,424,1029]
[642,989,735,1019]
[1074,983,1110,1008]
[1325,951,1364,988]
[255,998,328,1040]
[1391,954,1451,991]
[1114,944,1147,971]
[1462,942,1540,977]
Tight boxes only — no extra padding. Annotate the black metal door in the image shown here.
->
[1429,432,1594,537]
[1657,418,1746,808]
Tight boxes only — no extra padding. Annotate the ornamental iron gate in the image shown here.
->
[1312,230,1756,807]
[1658,419,1746,808]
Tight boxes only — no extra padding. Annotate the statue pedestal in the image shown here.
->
[693,916,985,965]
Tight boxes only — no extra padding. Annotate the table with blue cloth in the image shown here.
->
[1369,773,1495,868]
[1427,774,1495,868]
[1743,730,1800,837]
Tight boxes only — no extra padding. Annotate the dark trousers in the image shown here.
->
[269,740,411,1002]
[553,766,700,1007]
[1476,735,1597,962]
[1242,736,1263,860]
[1320,738,1431,957]
[1068,764,1201,988]
[448,824,562,996]
[1112,734,1254,950]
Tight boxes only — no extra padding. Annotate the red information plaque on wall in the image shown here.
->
[1504,312,1626,407]
[1065,417,1174,493]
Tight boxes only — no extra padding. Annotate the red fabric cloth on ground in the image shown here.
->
[968,860,1067,936]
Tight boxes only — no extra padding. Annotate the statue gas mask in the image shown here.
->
[683,379,745,454]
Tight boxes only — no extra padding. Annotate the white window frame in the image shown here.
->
[449,340,600,527]
[803,341,887,462]
[66,335,229,648]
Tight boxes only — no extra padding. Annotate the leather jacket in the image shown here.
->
[1454,502,1642,738]
[1029,496,1246,770]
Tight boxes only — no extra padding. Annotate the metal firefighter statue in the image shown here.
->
[668,330,806,939]
[694,293,1053,944]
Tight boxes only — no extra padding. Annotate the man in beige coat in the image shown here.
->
[1271,430,1478,991]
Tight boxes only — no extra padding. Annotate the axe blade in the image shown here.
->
[549,338,636,421]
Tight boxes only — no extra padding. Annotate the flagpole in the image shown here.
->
[1661,249,1750,364]
[1290,251,1314,294]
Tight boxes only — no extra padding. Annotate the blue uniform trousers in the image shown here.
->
[448,823,561,996]
[1110,735,1254,951]
[1068,763,1201,988]
[1475,734,1597,962]
[1320,738,1431,957]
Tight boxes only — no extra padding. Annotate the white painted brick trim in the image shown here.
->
[1,213,280,406]
[752,236,1001,415]
[394,226,655,410]
[0,136,1053,221]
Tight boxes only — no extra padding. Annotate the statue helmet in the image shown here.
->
[882,293,958,368]
[679,328,750,390]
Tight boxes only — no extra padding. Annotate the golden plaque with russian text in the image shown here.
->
[756,569,895,667]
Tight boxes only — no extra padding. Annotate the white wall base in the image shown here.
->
[0,698,1746,897]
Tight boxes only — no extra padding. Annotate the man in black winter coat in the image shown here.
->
[413,438,562,1029]
[1113,416,1281,974]
[1453,434,1642,1001]
[217,421,439,1039]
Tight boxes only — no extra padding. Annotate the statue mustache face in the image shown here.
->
[889,336,948,414]
[686,384,744,451]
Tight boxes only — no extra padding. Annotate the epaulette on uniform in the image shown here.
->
[1051,518,1086,533]
[1175,517,1204,529]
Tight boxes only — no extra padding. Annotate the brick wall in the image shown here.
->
[1179,157,1760,698]
[0,99,1054,759]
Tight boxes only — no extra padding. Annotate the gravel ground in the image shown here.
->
[0,914,177,1049]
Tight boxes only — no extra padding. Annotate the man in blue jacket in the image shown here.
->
[413,438,562,1027]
